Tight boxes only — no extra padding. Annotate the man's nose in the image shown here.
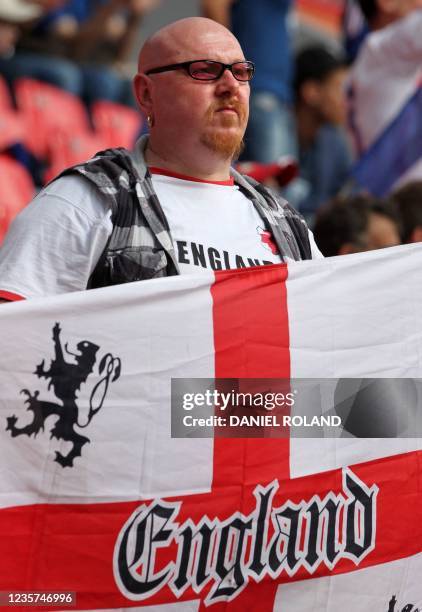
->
[214,67,242,95]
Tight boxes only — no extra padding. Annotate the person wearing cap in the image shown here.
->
[0,0,42,59]
[15,0,161,107]
[0,0,84,96]
[0,17,322,302]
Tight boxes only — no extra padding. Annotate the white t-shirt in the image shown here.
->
[152,172,281,274]
[0,170,322,299]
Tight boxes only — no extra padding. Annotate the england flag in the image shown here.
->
[0,244,421,611]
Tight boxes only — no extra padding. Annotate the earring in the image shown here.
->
[147,115,154,128]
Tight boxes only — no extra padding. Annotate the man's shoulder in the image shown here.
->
[70,146,136,176]
[53,146,142,210]
[32,173,112,226]
[232,169,312,259]
[45,173,99,199]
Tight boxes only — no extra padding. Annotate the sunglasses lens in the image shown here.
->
[188,61,254,81]
[232,62,254,81]
[189,61,222,80]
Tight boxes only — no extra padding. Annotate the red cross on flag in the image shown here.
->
[0,244,421,611]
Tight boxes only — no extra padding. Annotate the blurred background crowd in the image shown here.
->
[0,0,421,256]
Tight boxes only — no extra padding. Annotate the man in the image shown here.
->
[202,0,296,162]
[0,17,321,302]
[15,0,161,106]
[313,195,401,256]
[287,45,352,223]
[0,0,84,98]
[349,0,421,184]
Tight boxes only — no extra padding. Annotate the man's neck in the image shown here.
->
[296,105,321,151]
[145,140,233,182]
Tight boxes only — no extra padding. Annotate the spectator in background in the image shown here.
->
[349,0,422,184]
[313,194,401,256]
[286,45,352,225]
[202,0,296,162]
[0,2,42,60]
[391,181,422,244]
[0,0,86,96]
[25,0,161,106]
[2,0,160,107]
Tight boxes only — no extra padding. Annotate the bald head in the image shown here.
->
[134,16,250,178]
[138,17,244,73]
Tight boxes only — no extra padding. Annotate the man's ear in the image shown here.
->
[133,73,153,117]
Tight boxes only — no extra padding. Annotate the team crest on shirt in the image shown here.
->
[257,226,279,255]
[6,322,121,467]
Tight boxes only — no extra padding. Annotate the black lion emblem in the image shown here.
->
[6,322,121,467]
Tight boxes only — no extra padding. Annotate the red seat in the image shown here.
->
[14,78,91,160]
[44,130,107,183]
[0,155,35,244]
[0,75,13,110]
[0,109,25,151]
[92,100,142,149]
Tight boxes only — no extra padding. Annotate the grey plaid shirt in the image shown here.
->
[62,136,312,289]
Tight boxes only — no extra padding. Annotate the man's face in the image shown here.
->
[138,27,250,160]
[316,68,348,126]
[198,63,250,159]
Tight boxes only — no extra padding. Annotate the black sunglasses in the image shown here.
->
[145,59,255,82]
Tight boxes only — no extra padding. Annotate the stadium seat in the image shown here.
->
[92,100,142,149]
[0,110,25,151]
[14,78,91,161]
[44,131,107,183]
[0,155,35,244]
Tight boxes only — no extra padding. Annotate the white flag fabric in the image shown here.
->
[0,243,421,611]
